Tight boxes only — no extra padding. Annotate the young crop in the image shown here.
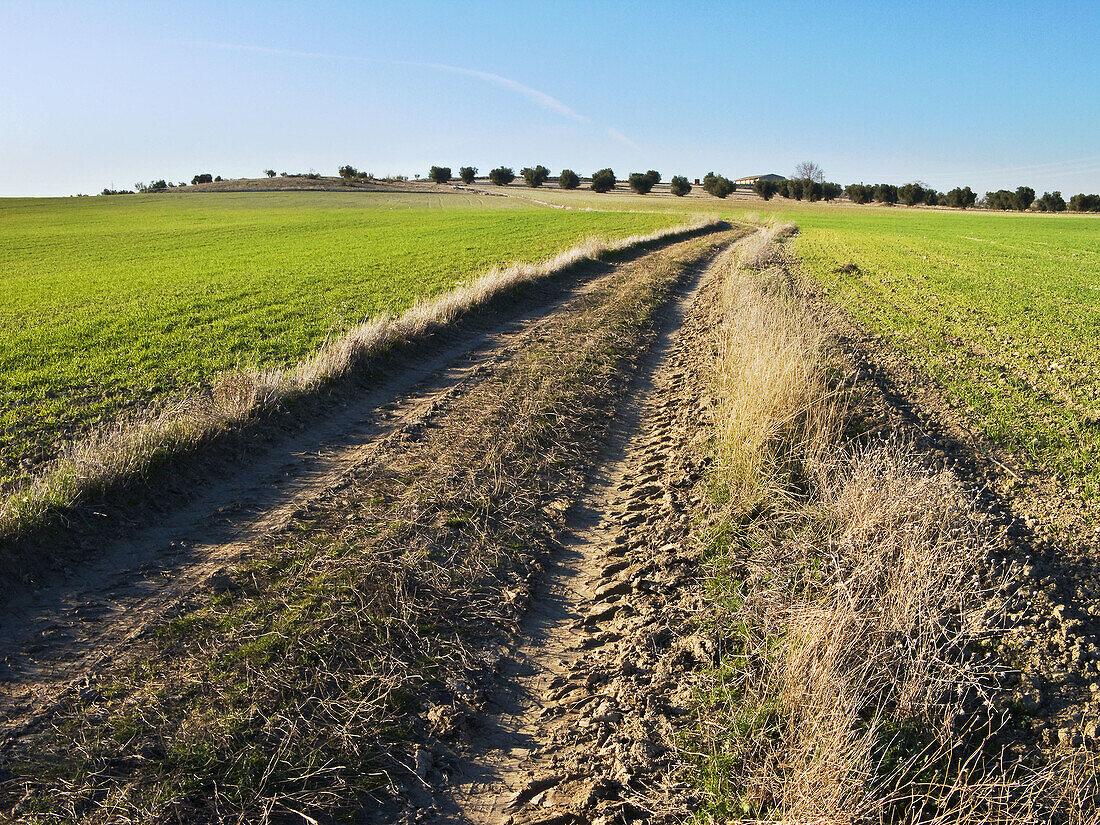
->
[0,193,682,489]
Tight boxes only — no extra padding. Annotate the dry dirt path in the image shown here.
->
[405,236,729,824]
[0,231,732,748]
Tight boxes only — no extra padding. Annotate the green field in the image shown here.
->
[0,191,680,488]
[516,188,1100,502]
[786,207,1100,502]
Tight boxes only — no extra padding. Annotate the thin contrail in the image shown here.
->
[606,127,642,153]
[187,40,590,123]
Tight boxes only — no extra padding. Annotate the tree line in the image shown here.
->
[95,164,1100,213]
[427,165,701,197]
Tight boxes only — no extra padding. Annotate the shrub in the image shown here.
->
[590,168,616,193]
[429,166,452,184]
[670,175,691,196]
[338,165,359,180]
[488,167,515,186]
[191,173,213,185]
[459,166,477,184]
[559,169,580,190]
[521,165,550,187]
[264,169,276,178]
[628,172,655,194]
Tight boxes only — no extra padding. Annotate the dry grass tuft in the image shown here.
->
[0,219,721,546]
[709,223,834,510]
[690,225,1098,822]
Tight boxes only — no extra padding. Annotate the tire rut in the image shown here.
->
[429,240,730,824]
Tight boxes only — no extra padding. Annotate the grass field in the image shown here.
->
[789,208,1100,502]
[0,191,680,488]
[510,187,1100,503]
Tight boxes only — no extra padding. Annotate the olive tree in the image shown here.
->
[590,168,616,193]
[669,175,691,196]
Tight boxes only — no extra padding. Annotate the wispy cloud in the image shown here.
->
[606,127,642,153]
[189,41,589,123]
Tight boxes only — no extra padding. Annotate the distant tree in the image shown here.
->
[488,166,515,186]
[1068,193,1100,212]
[708,176,733,198]
[1034,191,1066,212]
[459,166,477,184]
[591,168,617,192]
[845,183,874,204]
[753,178,778,200]
[645,170,661,186]
[873,183,898,204]
[793,161,825,184]
[521,165,550,187]
[338,165,359,180]
[670,175,691,196]
[191,173,214,185]
[702,172,733,198]
[559,169,580,189]
[628,171,656,194]
[1014,186,1036,211]
[785,178,804,200]
[923,188,940,206]
[214,175,223,182]
[984,189,1016,210]
[898,182,925,206]
[803,180,823,202]
[264,169,276,178]
[821,181,843,201]
[943,186,976,209]
[429,166,452,184]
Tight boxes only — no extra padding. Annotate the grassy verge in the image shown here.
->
[0,230,739,823]
[684,224,1098,822]
[0,218,721,555]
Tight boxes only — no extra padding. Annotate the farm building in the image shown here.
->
[733,173,786,186]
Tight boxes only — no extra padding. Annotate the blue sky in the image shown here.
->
[2,0,1098,197]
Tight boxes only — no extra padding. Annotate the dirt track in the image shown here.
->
[0,227,747,821]
[5,220,1096,821]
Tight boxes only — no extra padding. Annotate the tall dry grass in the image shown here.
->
[693,224,1098,822]
[0,219,720,544]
